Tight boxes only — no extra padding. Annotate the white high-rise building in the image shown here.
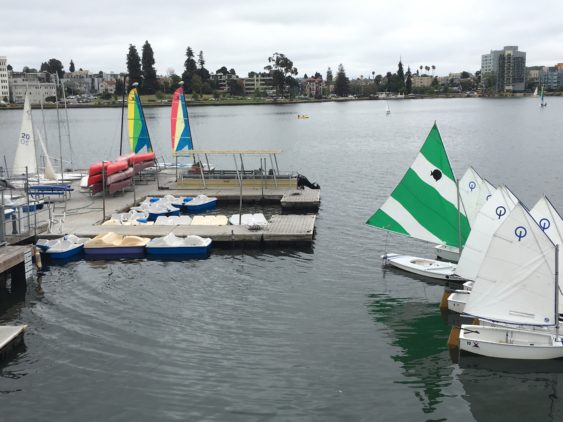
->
[0,56,9,102]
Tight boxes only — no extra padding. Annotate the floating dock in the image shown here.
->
[73,214,316,245]
[0,325,27,361]
[0,245,33,283]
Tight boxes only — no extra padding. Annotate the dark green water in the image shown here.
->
[1,98,563,421]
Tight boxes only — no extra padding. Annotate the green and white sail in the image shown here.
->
[366,123,470,248]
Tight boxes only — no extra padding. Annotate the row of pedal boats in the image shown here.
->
[37,232,213,259]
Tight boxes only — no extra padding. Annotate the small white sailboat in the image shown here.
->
[435,166,495,261]
[366,123,471,280]
[447,185,518,312]
[12,92,38,176]
[459,203,563,360]
[385,101,391,115]
[533,86,538,97]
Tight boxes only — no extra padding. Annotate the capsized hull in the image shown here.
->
[383,253,462,281]
[460,324,563,360]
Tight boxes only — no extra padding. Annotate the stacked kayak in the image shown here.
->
[87,160,130,194]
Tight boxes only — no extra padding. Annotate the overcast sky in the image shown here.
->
[3,0,562,79]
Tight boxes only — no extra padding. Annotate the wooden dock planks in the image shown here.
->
[72,215,316,245]
[0,245,31,274]
[280,189,320,210]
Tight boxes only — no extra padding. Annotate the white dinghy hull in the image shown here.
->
[382,253,462,281]
[434,244,460,262]
[460,324,563,360]
[447,290,470,313]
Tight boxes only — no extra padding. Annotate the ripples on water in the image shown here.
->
[1,98,563,420]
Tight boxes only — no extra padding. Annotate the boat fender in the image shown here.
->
[33,245,43,270]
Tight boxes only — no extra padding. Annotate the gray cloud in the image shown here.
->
[2,0,562,78]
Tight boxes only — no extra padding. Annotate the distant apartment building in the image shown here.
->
[0,56,9,101]
[539,66,563,90]
[481,46,526,92]
[302,77,323,98]
[242,74,273,96]
[100,79,116,94]
[63,70,94,94]
[210,72,239,92]
[411,75,433,88]
[9,71,56,104]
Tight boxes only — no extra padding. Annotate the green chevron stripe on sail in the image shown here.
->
[366,123,470,248]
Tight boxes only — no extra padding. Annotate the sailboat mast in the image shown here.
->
[457,178,462,253]
[54,73,64,183]
[556,244,560,331]
[60,77,74,170]
[119,74,127,156]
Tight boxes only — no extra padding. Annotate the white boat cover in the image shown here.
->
[464,203,557,326]
[191,215,228,226]
[229,213,268,226]
[147,233,211,248]
[188,195,217,206]
[455,185,518,280]
[155,216,192,225]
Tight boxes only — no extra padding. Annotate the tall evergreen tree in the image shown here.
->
[397,60,404,81]
[196,50,210,81]
[126,44,142,87]
[334,64,349,97]
[141,40,157,94]
[405,67,412,94]
[326,67,333,94]
[182,46,197,93]
[69,60,75,73]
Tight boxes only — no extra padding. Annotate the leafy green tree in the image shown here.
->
[264,52,298,96]
[46,58,64,79]
[460,71,471,79]
[229,68,237,75]
[126,44,142,87]
[227,78,244,96]
[7,64,12,71]
[191,74,203,94]
[334,64,349,97]
[182,46,197,93]
[141,40,158,94]
[69,60,75,73]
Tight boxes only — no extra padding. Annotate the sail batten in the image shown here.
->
[171,86,193,154]
[128,87,153,153]
[366,123,470,248]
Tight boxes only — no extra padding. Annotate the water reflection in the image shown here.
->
[366,293,453,415]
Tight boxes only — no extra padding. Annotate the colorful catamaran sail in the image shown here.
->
[128,84,153,153]
[171,82,193,154]
[367,123,470,248]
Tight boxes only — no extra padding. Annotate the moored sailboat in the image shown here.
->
[459,203,563,360]
[366,123,470,280]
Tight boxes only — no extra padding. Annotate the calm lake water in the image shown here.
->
[1,98,563,421]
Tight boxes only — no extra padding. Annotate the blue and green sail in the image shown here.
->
[128,87,153,153]
[366,123,470,248]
